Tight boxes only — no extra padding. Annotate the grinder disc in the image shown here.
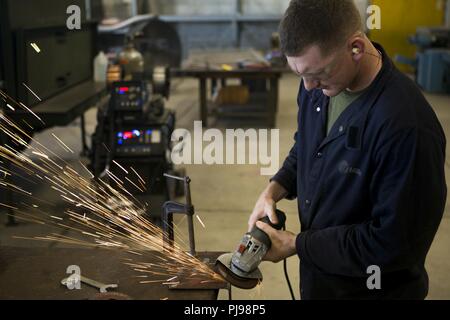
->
[215,253,262,290]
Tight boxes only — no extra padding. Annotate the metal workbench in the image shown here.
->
[2,80,108,226]
[172,50,284,127]
[0,247,226,300]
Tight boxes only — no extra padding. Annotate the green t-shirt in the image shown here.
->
[327,89,364,135]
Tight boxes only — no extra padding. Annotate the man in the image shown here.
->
[249,0,447,299]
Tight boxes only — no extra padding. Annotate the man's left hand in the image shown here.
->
[255,221,297,263]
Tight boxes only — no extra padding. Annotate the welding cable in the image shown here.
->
[283,225,296,300]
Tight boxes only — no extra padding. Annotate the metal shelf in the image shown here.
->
[111,0,284,57]
[158,15,282,23]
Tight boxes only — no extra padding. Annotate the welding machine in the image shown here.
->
[90,80,179,222]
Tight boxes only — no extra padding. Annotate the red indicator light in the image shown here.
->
[123,131,133,139]
[119,87,129,93]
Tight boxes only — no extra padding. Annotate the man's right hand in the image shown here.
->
[248,181,288,232]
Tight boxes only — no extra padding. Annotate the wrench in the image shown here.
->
[61,275,118,293]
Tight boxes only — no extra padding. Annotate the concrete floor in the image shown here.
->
[1,73,449,300]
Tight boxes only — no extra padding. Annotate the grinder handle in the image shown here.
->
[249,209,286,248]
[258,209,286,231]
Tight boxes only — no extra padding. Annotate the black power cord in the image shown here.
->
[282,225,296,300]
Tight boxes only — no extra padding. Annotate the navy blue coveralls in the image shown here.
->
[272,44,447,299]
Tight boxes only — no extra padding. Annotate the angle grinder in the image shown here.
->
[215,209,286,289]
